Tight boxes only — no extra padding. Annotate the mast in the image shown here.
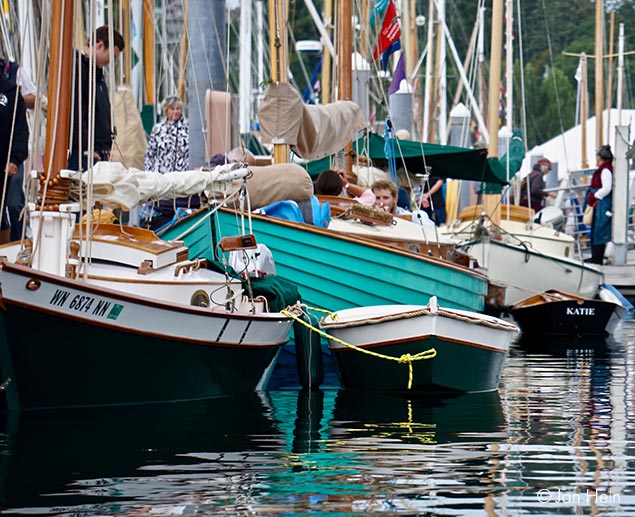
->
[239,0,253,136]
[143,0,155,106]
[504,0,513,133]
[337,0,352,173]
[606,10,615,142]
[484,0,503,224]
[581,53,588,169]
[594,0,603,149]
[321,0,333,105]
[437,0,447,144]
[617,23,624,125]
[121,0,131,84]
[422,0,434,142]
[44,0,74,190]
[477,6,487,134]
[177,2,188,101]
[268,0,290,163]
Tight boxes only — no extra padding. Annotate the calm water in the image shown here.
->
[1,318,635,516]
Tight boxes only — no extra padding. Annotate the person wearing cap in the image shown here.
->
[585,145,614,264]
[518,157,554,213]
[141,95,192,230]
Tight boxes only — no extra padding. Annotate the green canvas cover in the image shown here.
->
[353,132,509,185]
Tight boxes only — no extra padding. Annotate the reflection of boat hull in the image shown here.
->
[509,289,626,335]
[332,389,505,443]
[515,332,610,356]
[160,208,490,313]
[320,302,518,393]
[460,240,603,306]
[0,393,277,508]
[0,262,290,410]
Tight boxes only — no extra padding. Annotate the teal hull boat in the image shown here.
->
[160,208,489,313]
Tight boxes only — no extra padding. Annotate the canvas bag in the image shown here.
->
[583,205,594,226]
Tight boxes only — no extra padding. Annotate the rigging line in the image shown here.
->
[516,0,528,154]
[540,0,570,172]
[32,0,68,265]
[107,3,116,149]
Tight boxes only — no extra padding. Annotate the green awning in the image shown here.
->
[353,132,509,185]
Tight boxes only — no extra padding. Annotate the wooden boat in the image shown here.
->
[160,206,492,314]
[0,1,296,410]
[508,288,627,335]
[319,297,518,394]
[0,220,295,411]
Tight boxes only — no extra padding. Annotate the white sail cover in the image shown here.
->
[83,161,248,211]
[257,82,368,160]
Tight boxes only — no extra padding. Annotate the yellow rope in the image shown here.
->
[282,306,437,390]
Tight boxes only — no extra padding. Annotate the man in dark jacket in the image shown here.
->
[0,72,29,243]
[519,157,554,213]
[68,25,124,171]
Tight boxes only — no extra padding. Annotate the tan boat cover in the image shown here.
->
[211,163,314,209]
[205,89,232,161]
[257,82,368,160]
[110,86,147,169]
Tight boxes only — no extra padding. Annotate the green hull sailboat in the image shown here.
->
[160,207,490,314]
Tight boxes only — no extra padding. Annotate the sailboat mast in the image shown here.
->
[268,0,290,163]
[337,0,352,172]
[606,10,615,141]
[321,0,333,105]
[581,53,588,168]
[44,0,74,184]
[239,0,253,136]
[484,0,503,224]
[504,0,513,133]
[617,23,624,124]
[594,0,604,149]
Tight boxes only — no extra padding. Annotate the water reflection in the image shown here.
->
[0,392,280,512]
[0,322,633,515]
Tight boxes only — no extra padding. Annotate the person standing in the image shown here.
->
[585,145,614,264]
[420,175,446,225]
[1,59,37,241]
[0,71,29,244]
[68,26,124,171]
[518,157,554,213]
[142,96,191,230]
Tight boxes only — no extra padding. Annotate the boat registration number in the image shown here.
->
[49,288,124,320]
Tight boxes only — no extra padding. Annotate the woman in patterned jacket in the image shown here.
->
[142,95,193,230]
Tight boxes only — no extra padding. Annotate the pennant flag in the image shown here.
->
[380,40,401,71]
[388,53,405,96]
[372,0,401,63]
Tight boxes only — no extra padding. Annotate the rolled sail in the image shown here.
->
[257,82,368,160]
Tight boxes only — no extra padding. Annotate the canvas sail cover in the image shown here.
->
[258,82,367,160]
[82,162,249,211]
[110,86,147,169]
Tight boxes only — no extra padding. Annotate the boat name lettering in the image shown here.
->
[49,289,123,320]
[566,307,595,316]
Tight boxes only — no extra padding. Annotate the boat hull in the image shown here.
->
[0,263,291,410]
[462,240,603,305]
[321,304,517,393]
[509,294,625,335]
[160,208,490,313]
